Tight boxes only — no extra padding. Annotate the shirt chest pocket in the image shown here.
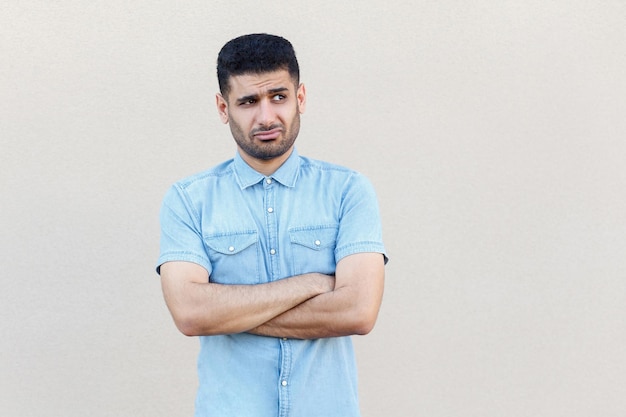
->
[204,231,260,284]
[288,225,338,275]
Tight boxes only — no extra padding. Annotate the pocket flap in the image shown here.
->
[289,226,337,250]
[204,231,258,255]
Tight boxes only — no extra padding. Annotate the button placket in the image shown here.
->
[264,178,280,280]
[278,338,292,416]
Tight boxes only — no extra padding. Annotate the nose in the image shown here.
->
[257,98,276,127]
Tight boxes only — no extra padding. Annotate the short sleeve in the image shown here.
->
[334,173,388,264]
[156,185,212,275]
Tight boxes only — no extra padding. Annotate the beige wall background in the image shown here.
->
[2,1,625,416]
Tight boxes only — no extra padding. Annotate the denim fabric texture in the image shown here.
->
[157,148,387,417]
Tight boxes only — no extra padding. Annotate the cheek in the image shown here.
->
[280,109,298,125]
[229,115,247,133]
[231,120,245,137]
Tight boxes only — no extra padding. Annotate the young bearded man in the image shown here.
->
[157,33,388,417]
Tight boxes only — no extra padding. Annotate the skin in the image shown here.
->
[160,69,385,339]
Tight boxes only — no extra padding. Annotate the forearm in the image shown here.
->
[249,253,385,340]
[161,262,334,336]
[180,279,320,336]
[249,285,379,339]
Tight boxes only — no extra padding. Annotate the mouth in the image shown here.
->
[253,128,282,141]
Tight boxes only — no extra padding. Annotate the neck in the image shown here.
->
[239,147,294,176]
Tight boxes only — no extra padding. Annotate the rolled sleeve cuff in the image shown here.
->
[335,242,388,265]
[156,251,212,275]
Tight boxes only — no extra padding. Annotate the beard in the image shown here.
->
[229,111,301,161]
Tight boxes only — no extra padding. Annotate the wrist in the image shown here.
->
[312,273,334,293]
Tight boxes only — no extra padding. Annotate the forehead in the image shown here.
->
[227,69,296,97]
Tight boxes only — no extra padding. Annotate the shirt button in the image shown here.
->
[314,240,321,246]
[267,207,274,213]
[266,178,272,184]
[228,246,235,252]
[270,249,276,255]
[281,380,287,386]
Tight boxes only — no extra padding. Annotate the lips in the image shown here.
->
[253,128,282,141]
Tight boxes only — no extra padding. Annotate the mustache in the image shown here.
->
[251,124,283,135]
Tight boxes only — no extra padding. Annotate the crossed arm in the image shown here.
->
[160,252,385,339]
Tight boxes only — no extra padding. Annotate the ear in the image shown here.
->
[216,93,229,124]
[297,83,306,114]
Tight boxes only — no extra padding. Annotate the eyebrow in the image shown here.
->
[268,87,289,95]
[236,87,290,104]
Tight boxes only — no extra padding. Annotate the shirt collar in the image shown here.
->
[234,148,300,189]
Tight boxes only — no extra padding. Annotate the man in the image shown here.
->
[157,33,388,417]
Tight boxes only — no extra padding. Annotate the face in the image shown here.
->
[216,70,306,171]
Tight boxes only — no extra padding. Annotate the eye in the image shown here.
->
[240,99,256,106]
[272,94,286,101]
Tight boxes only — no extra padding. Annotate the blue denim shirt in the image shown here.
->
[157,148,387,417]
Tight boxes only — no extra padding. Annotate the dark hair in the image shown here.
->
[217,33,300,96]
